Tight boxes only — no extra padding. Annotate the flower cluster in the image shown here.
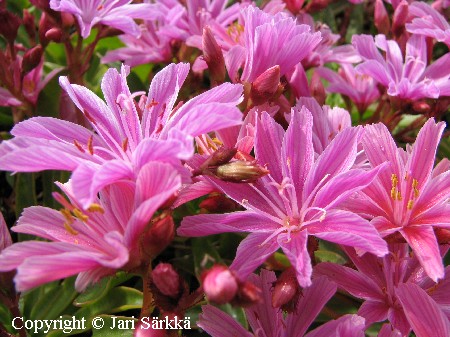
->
[0,0,448,336]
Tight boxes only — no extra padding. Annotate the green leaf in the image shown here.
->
[30,277,78,320]
[315,250,347,264]
[15,173,37,232]
[192,237,223,276]
[218,304,248,330]
[74,272,133,306]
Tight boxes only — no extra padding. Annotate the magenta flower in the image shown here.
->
[315,244,450,336]
[49,0,157,38]
[353,34,450,100]
[352,118,449,281]
[223,6,322,82]
[316,64,380,114]
[297,13,361,70]
[179,107,388,287]
[102,0,188,66]
[0,164,180,292]
[406,2,450,46]
[199,269,367,337]
[0,63,243,208]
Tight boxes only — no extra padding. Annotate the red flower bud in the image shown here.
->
[392,1,409,37]
[199,194,239,213]
[152,263,181,298]
[271,267,300,310]
[202,265,238,304]
[0,9,21,45]
[284,0,305,15]
[310,72,326,106]
[374,0,390,35]
[250,65,281,106]
[412,101,431,114]
[61,12,75,29]
[142,214,175,258]
[22,45,43,75]
[23,10,36,42]
[39,12,55,46]
[45,27,63,43]
[202,26,226,84]
[233,279,262,307]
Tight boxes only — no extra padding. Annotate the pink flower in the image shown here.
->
[49,0,157,38]
[223,6,322,82]
[315,244,450,336]
[316,64,380,114]
[199,269,367,337]
[297,13,361,70]
[0,164,180,292]
[0,63,243,208]
[179,107,388,287]
[351,118,449,281]
[353,34,450,100]
[406,2,450,46]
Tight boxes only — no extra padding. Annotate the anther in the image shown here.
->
[87,136,94,155]
[60,208,74,224]
[73,140,85,153]
[407,200,414,210]
[72,208,89,222]
[64,222,79,235]
[122,138,128,152]
[88,203,105,214]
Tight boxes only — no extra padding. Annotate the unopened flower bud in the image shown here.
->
[374,0,390,35]
[0,9,21,45]
[306,0,331,13]
[199,194,239,213]
[39,12,55,46]
[233,280,262,307]
[250,65,281,106]
[23,10,36,42]
[202,265,238,304]
[435,228,450,245]
[203,26,226,84]
[29,0,50,10]
[45,27,63,42]
[152,263,181,298]
[205,148,237,167]
[392,1,409,37]
[285,0,305,15]
[310,72,326,106]
[271,267,300,311]
[142,214,175,258]
[22,45,43,75]
[61,12,75,28]
[214,160,269,183]
[412,101,431,114]
[135,323,166,337]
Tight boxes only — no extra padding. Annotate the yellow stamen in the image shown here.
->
[412,178,418,188]
[64,222,79,235]
[72,208,89,222]
[60,208,74,225]
[391,187,397,200]
[391,174,398,187]
[73,140,85,153]
[407,200,414,210]
[88,203,105,214]
[396,191,402,201]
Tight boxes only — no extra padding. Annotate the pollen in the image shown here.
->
[88,203,105,214]
[391,173,398,187]
[407,200,414,210]
[396,191,402,201]
[391,187,397,200]
[64,222,79,235]
[412,178,420,198]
